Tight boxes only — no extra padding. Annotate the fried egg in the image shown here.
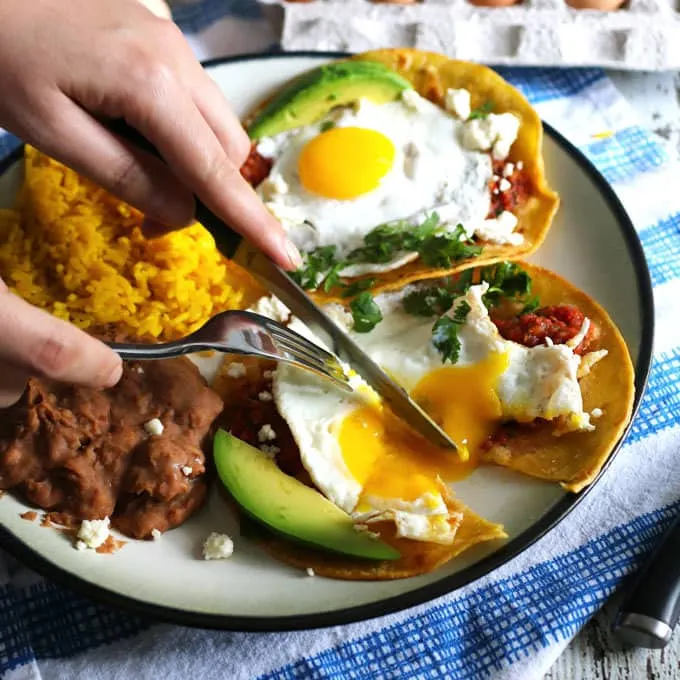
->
[256,89,522,275]
[271,285,603,544]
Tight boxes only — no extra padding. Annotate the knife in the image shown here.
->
[613,508,680,648]
[102,119,458,452]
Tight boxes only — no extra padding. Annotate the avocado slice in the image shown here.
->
[248,60,412,140]
[213,429,400,561]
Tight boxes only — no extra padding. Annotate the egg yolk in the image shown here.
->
[298,127,395,200]
[337,352,510,505]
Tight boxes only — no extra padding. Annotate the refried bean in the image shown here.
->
[0,357,223,540]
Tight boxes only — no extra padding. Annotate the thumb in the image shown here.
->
[0,288,123,396]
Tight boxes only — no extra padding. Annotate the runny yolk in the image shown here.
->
[337,352,510,504]
[298,126,395,200]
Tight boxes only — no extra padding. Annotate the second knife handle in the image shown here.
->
[613,509,680,648]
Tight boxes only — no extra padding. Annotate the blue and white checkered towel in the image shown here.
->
[2,2,680,679]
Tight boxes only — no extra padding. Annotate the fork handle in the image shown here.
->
[109,341,210,361]
[102,119,242,258]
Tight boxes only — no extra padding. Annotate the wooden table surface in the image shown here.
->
[544,69,680,680]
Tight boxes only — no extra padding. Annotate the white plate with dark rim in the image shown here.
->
[0,52,654,632]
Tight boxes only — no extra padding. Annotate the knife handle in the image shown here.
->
[103,118,243,258]
[613,510,680,648]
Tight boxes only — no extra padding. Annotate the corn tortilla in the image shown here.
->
[480,263,635,493]
[243,48,559,301]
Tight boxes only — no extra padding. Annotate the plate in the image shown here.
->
[0,52,654,631]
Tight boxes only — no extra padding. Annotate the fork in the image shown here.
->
[107,310,353,391]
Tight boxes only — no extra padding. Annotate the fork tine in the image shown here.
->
[265,322,334,357]
[271,333,332,367]
[266,327,340,365]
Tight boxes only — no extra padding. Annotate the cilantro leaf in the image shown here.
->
[350,292,383,333]
[480,262,532,308]
[322,261,346,293]
[521,296,540,314]
[319,120,335,133]
[341,278,377,298]
[291,245,337,290]
[418,225,482,268]
[453,300,471,324]
[468,101,494,121]
[431,301,471,364]
[452,268,475,296]
[402,287,455,317]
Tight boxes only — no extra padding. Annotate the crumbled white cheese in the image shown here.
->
[492,174,500,182]
[591,408,603,419]
[202,532,234,560]
[144,418,164,436]
[325,303,354,331]
[461,113,521,161]
[77,517,110,550]
[255,136,277,158]
[249,295,290,324]
[503,162,515,178]
[444,88,471,121]
[258,391,273,402]
[259,175,289,201]
[567,318,591,349]
[499,178,512,192]
[226,362,247,379]
[181,465,193,476]
[134,366,144,374]
[258,424,277,442]
[306,568,316,577]
[151,529,162,540]
[493,188,499,195]
[516,160,524,170]
[474,211,523,245]
[260,444,280,458]
[264,200,307,231]
[263,370,274,380]
[401,88,428,113]
[75,541,87,551]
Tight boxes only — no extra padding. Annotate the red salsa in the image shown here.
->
[492,304,595,355]
[488,159,531,217]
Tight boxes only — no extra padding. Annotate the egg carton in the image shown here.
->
[260,0,680,70]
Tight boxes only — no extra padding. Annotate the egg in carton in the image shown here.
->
[259,0,680,70]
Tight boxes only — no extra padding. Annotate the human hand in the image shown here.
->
[0,0,300,270]
[0,281,122,408]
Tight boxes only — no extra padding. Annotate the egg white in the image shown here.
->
[270,285,603,543]
[256,91,518,276]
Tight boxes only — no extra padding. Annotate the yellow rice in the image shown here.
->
[0,146,264,340]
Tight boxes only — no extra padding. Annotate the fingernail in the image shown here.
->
[285,239,303,269]
[104,361,124,388]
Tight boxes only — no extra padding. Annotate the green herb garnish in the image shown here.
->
[468,101,494,121]
[521,295,540,314]
[290,213,482,293]
[402,287,455,317]
[431,301,471,364]
[349,292,383,333]
[319,120,335,133]
[418,224,483,268]
[341,278,377,299]
[290,245,337,290]
[480,262,532,309]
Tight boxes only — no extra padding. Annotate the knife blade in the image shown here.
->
[102,118,458,452]
[236,246,458,451]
